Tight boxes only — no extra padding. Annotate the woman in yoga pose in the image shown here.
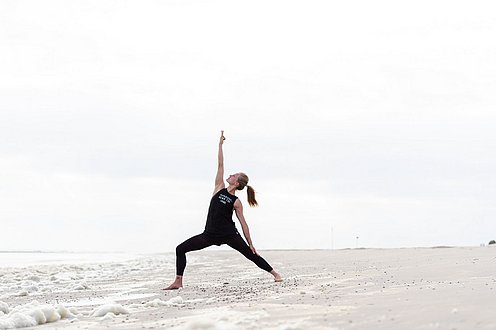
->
[163,131,283,290]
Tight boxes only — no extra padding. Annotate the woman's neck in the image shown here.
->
[226,185,237,195]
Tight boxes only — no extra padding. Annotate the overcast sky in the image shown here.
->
[1,0,495,252]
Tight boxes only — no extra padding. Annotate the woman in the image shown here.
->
[163,131,283,290]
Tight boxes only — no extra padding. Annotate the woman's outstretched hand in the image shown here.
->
[249,244,259,256]
[219,130,226,145]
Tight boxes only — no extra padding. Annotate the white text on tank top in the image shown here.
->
[218,193,233,205]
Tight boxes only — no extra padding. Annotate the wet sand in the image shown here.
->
[1,247,495,329]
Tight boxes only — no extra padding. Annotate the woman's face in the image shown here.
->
[227,173,240,185]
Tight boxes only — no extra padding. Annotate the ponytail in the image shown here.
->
[246,185,258,207]
[236,172,258,207]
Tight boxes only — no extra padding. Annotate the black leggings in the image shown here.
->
[175,232,273,276]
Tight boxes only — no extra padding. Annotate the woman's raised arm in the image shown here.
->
[213,131,226,195]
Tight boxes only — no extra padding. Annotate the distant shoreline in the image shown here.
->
[1,245,491,254]
[0,250,126,254]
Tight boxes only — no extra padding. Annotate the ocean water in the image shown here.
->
[0,252,141,268]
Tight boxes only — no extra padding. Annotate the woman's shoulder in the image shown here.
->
[212,185,226,197]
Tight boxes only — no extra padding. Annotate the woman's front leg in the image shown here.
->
[163,233,213,290]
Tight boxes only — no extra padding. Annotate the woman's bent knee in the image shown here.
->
[176,244,185,255]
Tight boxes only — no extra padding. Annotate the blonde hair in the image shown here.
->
[237,172,258,207]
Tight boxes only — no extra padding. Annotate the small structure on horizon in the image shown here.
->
[489,240,495,245]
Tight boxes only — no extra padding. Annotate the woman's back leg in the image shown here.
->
[225,234,273,272]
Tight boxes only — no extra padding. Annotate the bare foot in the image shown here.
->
[162,276,183,290]
[162,283,182,290]
[271,270,283,282]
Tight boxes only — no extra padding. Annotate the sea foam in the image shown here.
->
[0,300,77,329]
[91,303,129,317]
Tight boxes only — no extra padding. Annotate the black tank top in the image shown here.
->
[204,188,239,237]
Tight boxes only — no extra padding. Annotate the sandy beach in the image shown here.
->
[1,247,495,329]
